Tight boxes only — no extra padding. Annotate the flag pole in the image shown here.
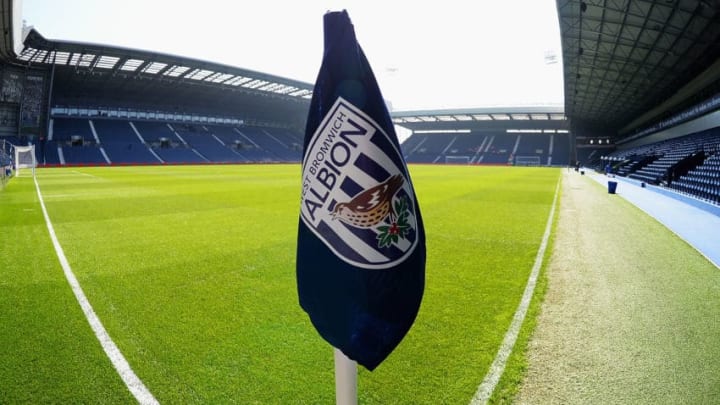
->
[334,348,358,405]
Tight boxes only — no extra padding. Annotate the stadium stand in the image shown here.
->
[52,118,94,143]
[403,133,456,163]
[444,133,486,164]
[671,152,720,204]
[0,141,11,186]
[0,25,313,168]
[0,0,715,185]
[602,128,720,204]
[171,124,244,164]
[234,125,298,162]
[393,107,569,166]
[399,130,573,167]
[550,133,571,166]
[37,118,305,166]
[481,134,517,165]
[576,147,606,168]
[514,134,550,165]
[130,121,202,164]
[44,118,106,165]
[260,127,303,161]
[206,125,251,163]
[0,24,574,169]
[93,120,159,164]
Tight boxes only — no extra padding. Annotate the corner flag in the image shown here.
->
[296,10,425,371]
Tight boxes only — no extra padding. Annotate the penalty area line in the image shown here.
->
[470,177,561,405]
[33,176,159,405]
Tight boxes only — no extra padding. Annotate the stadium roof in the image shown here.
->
[559,0,720,138]
[391,106,569,132]
[3,25,314,129]
[17,28,315,103]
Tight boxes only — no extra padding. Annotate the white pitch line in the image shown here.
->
[470,177,561,405]
[72,170,100,178]
[32,176,159,405]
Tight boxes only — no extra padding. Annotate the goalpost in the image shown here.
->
[445,155,470,165]
[14,145,37,177]
[514,155,541,166]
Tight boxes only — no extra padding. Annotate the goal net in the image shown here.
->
[514,155,541,166]
[14,145,36,177]
[445,155,470,165]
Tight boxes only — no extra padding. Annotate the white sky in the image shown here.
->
[21,0,564,112]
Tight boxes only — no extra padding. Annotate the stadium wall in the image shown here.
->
[621,109,720,150]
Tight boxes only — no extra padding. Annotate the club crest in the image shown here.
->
[300,97,419,269]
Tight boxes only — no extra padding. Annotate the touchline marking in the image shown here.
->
[33,176,159,405]
[470,178,561,405]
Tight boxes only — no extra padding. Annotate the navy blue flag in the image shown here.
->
[296,10,425,371]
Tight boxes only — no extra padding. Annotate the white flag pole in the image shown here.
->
[334,347,358,405]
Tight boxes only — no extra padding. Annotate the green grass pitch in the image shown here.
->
[0,164,559,403]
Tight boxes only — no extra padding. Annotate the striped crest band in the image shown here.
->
[300,97,419,270]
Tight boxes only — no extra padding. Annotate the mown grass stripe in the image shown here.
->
[33,174,159,405]
[470,177,560,405]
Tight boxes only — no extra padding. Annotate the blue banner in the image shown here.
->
[296,10,426,371]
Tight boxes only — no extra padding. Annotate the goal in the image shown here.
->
[445,155,470,165]
[14,145,37,177]
[514,155,541,166]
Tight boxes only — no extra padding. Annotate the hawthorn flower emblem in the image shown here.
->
[376,196,412,248]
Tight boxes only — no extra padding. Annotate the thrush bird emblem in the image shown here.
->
[332,174,404,228]
[299,98,419,268]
